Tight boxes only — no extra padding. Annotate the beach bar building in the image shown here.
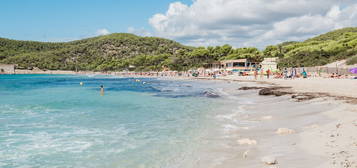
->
[220,59,259,71]
[203,61,223,71]
[0,64,16,74]
[204,59,259,72]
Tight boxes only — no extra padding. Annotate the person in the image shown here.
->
[318,68,322,77]
[291,67,297,79]
[239,71,244,76]
[283,68,288,79]
[330,73,336,78]
[266,69,271,79]
[302,69,307,78]
[79,82,84,86]
[254,69,258,80]
[100,85,104,96]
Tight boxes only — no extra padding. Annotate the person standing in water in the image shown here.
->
[100,85,104,96]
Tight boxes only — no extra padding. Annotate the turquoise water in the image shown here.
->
[0,75,230,168]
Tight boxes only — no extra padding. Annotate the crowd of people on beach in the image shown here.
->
[112,68,354,80]
[111,68,355,80]
[88,65,357,80]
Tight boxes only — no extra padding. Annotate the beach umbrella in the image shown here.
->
[350,68,357,74]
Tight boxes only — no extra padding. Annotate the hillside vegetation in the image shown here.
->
[1,27,357,71]
[266,27,357,67]
[0,34,191,71]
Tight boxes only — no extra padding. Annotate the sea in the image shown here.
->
[0,74,254,168]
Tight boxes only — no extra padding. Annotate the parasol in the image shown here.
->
[349,68,357,74]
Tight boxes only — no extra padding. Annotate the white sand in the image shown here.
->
[211,76,357,168]
[218,75,357,98]
[300,102,357,168]
[265,78,357,98]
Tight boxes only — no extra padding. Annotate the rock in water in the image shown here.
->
[202,91,220,98]
[291,94,315,101]
[259,88,273,95]
[261,156,278,165]
[276,128,295,135]
[259,87,291,96]
[238,86,265,90]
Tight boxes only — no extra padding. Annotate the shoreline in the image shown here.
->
[157,75,357,167]
[3,72,356,167]
[6,70,357,102]
[126,74,356,167]
[158,75,357,104]
[204,79,357,167]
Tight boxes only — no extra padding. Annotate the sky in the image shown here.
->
[0,0,192,41]
[1,0,357,48]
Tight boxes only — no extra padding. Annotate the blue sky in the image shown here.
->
[1,0,356,48]
[0,0,192,41]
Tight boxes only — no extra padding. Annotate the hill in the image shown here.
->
[0,34,191,71]
[1,28,357,72]
[264,27,357,67]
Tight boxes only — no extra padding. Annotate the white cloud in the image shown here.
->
[127,27,152,36]
[259,4,357,44]
[96,28,111,36]
[149,0,357,48]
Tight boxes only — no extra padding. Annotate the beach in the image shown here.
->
[220,75,357,98]
[118,72,353,167]
[2,0,357,167]
[155,74,357,167]
[0,73,356,167]
[194,75,357,168]
[218,80,357,168]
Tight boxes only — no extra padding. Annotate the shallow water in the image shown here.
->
[0,75,240,168]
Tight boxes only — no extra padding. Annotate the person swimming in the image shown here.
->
[80,82,84,86]
[100,85,104,96]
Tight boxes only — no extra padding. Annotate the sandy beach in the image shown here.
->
[206,76,357,168]
[161,74,357,167]
[221,75,357,98]
[4,71,357,167]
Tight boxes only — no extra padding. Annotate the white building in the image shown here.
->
[0,64,16,74]
[260,58,279,71]
[205,59,259,72]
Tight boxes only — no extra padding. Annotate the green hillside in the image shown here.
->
[0,33,191,71]
[265,27,357,67]
[1,27,357,72]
